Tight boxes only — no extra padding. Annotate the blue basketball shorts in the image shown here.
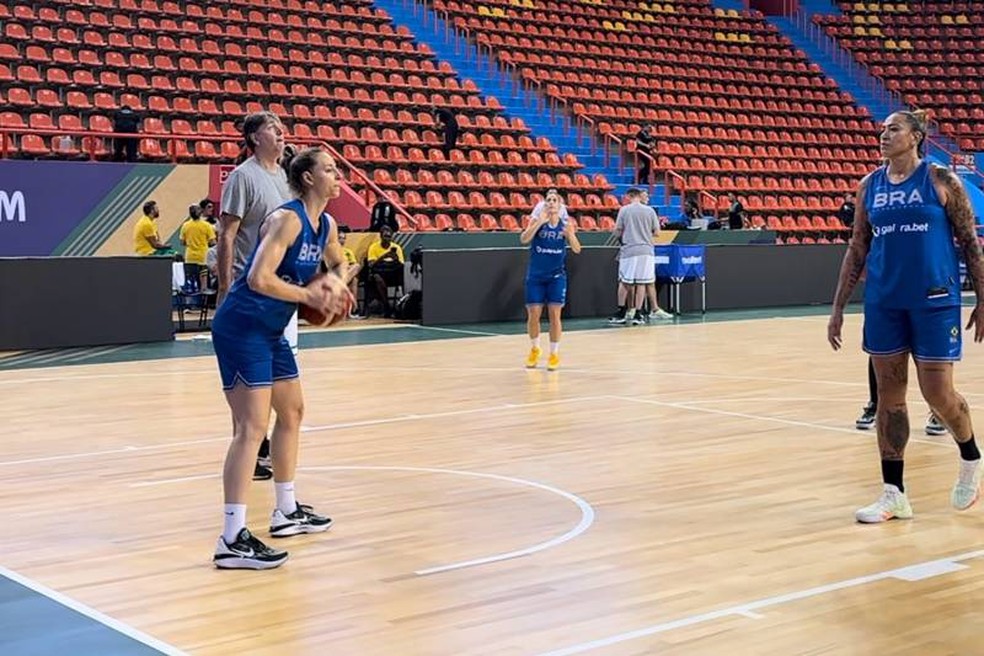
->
[525,274,567,306]
[212,330,299,390]
[863,304,962,362]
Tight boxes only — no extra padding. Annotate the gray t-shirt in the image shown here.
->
[615,202,660,257]
[220,157,291,278]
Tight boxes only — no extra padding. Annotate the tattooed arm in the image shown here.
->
[933,166,984,342]
[828,175,874,350]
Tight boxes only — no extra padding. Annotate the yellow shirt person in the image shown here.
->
[133,201,163,256]
[180,214,217,265]
[367,239,405,264]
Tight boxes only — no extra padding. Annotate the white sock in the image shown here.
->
[222,504,247,544]
[550,342,560,355]
[275,481,297,515]
[626,308,635,319]
[531,336,540,350]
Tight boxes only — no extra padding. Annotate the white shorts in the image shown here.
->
[619,254,656,284]
[284,309,299,357]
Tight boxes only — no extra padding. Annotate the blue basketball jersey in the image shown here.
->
[217,198,331,335]
[527,218,567,279]
[864,161,958,309]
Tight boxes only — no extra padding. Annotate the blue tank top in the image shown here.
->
[527,218,567,279]
[864,161,958,309]
[216,198,331,336]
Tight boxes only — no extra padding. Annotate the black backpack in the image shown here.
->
[394,290,422,320]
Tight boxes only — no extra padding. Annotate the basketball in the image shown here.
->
[299,273,351,327]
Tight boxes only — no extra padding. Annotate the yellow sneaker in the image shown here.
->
[525,347,541,368]
[547,353,560,371]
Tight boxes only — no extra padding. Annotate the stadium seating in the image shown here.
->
[0,0,618,230]
[815,2,984,152]
[435,0,884,238]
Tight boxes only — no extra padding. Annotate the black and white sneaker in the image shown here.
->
[856,403,876,430]
[925,413,947,436]
[213,528,289,570]
[632,312,648,326]
[270,503,333,537]
[608,306,627,325]
[253,461,273,481]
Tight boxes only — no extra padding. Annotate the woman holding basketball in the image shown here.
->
[211,148,351,569]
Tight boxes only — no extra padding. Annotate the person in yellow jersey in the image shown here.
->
[179,204,217,289]
[366,226,404,317]
[338,229,363,318]
[133,201,169,256]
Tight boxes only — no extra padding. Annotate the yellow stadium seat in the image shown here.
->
[940,15,954,24]
[714,7,725,16]
[639,2,650,10]
[714,31,726,40]
[852,14,866,23]
[898,39,912,49]
[869,26,883,36]
[738,33,751,43]
[956,14,969,24]
[882,3,896,11]
[478,5,491,16]
[853,2,866,11]
[866,14,880,23]
[602,20,614,29]
[853,26,868,36]
[884,39,898,49]
[866,2,879,11]
[727,9,739,17]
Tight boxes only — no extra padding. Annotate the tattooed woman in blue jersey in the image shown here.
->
[828,110,984,523]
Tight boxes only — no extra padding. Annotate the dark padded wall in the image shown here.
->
[421,245,859,324]
[0,257,174,349]
[422,247,618,324]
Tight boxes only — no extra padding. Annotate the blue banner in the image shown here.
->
[655,244,706,281]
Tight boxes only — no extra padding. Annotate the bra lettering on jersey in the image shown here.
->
[297,242,323,263]
[872,188,924,209]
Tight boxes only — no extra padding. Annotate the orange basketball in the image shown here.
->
[298,273,350,327]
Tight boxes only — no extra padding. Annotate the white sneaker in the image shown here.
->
[651,308,673,320]
[951,458,982,510]
[855,484,913,523]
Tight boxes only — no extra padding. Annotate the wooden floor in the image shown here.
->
[3,310,984,655]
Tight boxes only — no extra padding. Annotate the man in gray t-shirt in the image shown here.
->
[216,112,292,482]
[219,157,291,289]
[609,188,671,324]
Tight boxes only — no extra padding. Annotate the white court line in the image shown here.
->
[609,395,953,449]
[64,345,130,363]
[0,396,604,467]
[533,549,984,656]
[410,325,503,337]
[0,565,188,656]
[131,465,595,577]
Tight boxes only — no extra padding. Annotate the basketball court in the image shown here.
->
[2,307,983,655]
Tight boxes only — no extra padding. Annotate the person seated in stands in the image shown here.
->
[366,226,405,317]
[339,229,363,319]
[133,201,170,256]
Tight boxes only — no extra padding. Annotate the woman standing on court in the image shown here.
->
[828,110,984,523]
[218,112,293,481]
[211,148,352,569]
[521,189,581,371]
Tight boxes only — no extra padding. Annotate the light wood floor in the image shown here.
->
[3,311,984,655]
